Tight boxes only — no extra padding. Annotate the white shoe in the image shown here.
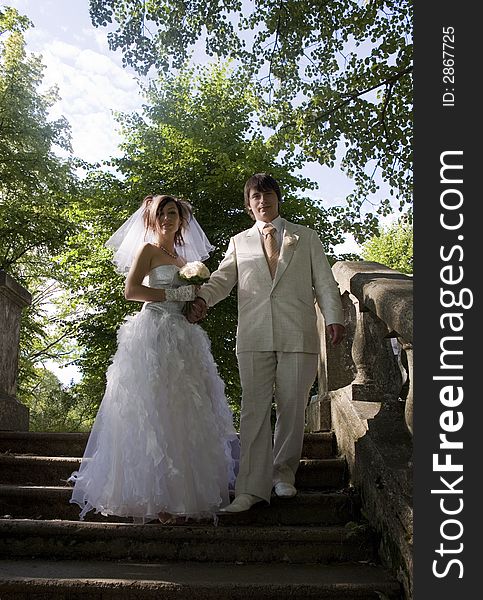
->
[220,494,262,513]
[274,482,297,498]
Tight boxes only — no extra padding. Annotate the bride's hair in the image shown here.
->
[142,194,192,247]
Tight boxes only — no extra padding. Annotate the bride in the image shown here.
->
[69,194,238,523]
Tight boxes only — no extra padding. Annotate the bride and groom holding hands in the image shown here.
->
[69,173,345,523]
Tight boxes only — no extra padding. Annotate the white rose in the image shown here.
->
[179,261,211,283]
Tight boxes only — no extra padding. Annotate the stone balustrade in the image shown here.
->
[0,270,31,431]
[335,260,413,433]
[306,260,413,600]
[308,260,413,432]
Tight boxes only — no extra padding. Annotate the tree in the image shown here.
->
[0,5,30,35]
[0,9,75,276]
[58,64,345,422]
[24,367,94,432]
[361,218,412,274]
[0,7,79,403]
[88,0,413,241]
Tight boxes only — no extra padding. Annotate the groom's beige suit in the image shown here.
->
[197,217,344,502]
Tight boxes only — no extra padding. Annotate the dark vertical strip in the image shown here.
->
[414,2,478,597]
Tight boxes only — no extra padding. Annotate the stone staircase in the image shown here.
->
[0,430,402,599]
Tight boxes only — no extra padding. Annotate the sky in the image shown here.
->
[4,0,143,163]
[4,0,365,213]
[4,0,376,383]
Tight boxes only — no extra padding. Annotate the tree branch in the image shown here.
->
[28,326,78,361]
[375,77,398,153]
[279,64,412,131]
[266,1,284,103]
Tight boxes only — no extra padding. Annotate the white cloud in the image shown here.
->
[4,1,144,164]
[76,48,120,77]
[33,42,142,163]
[46,39,80,62]
[72,112,125,162]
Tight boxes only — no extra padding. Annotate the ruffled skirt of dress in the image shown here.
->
[69,303,238,523]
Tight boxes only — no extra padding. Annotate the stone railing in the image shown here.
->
[335,260,413,433]
[307,260,413,600]
[0,270,31,431]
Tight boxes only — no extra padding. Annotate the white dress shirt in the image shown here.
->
[255,215,284,249]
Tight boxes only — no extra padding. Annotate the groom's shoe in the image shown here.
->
[274,482,297,498]
[220,493,262,513]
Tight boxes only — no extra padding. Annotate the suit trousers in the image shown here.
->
[235,351,319,502]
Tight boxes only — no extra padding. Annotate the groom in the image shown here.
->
[189,173,345,512]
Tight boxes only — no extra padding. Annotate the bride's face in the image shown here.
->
[157,201,181,236]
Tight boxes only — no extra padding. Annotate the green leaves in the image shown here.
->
[0,23,76,274]
[0,6,32,36]
[362,219,413,274]
[88,0,413,234]
[0,18,81,413]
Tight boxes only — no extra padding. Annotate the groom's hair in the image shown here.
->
[244,173,282,220]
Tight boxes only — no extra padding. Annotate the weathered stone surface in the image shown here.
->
[0,453,347,491]
[0,519,377,564]
[0,414,402,597]
[0,272,31,431]
[0,485,359,526]
[307,261,413,598]
[316,293,357,395]
[0,431,335,459]
[329,385,412,600]
[0,559,403,600]
[330,261,413,433]
[0,394,29,432]
[332,261,413,344]
[0,431,90,457]
[305,393,331,432]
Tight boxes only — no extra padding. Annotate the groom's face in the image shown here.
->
[248,188,280,223]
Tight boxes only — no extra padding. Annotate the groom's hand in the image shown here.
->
[326,323,345,346]
[187,297,208,323]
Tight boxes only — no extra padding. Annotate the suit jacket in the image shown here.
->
[197,219,344,354]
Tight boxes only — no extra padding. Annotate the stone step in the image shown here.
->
[0,454,348,489]
[297,458,347,489]
[0,485,360,526]
[0,455,76,486]
[0,559,402,599]
[0,431,336,459]
[0,519,377,565]
[0,432,89,457]
[302,432,337,458]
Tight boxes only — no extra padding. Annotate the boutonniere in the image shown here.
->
[284,234,298,248]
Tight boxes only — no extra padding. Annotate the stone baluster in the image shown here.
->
[0,270,31,431]
[307,261,413,435]
[350,305,402,402]
[401,340,413,435]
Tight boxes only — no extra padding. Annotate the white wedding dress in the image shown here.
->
[70,264,238,522]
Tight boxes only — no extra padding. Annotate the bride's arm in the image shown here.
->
[124,244,167,302]
[124,244,197,303]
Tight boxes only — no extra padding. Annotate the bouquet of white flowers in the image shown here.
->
[178,261,211,285]
[178,262,210,319]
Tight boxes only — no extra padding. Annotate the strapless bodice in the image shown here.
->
[148,264,180,289]
[145,264,184,315]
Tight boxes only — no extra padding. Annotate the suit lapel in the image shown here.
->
[272,220,299,289]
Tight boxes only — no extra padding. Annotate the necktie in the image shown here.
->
[262,223,279,279]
